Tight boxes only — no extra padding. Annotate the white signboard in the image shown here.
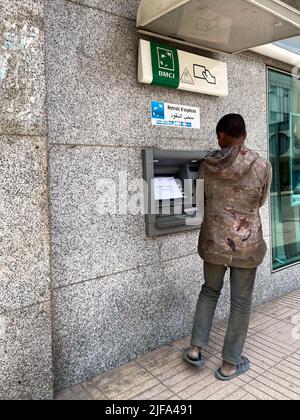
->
[139,39,228,97]
[151,100,200,129]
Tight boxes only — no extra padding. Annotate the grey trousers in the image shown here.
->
[191,262,256,365]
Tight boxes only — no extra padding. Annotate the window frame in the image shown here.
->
[267,65,300,273]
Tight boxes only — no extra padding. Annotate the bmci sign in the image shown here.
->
[138,39,229,97]
[159,70,176,79]
[151,42,180,89]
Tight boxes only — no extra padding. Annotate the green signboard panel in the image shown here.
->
[150,42,180,89]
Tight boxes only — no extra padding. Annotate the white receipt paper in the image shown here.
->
[154,177,183,201]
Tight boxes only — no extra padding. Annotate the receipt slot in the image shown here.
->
[143,149,206,237]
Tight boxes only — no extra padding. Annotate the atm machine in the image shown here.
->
[143,149,207,237]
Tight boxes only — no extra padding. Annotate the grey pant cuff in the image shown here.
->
[222,353,240,365]
[190,339,208,348]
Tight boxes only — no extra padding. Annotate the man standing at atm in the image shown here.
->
[183,114,272,381]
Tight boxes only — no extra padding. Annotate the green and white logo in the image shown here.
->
[157,47,175,71]
[150,42,180,89]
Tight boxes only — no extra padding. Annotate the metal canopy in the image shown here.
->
[137,0,300,54]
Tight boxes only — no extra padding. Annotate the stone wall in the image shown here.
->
[0,0,52,399]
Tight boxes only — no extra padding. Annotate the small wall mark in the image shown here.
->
[0,316,6,356]
[0,21,40,82]
[0,55,8,81]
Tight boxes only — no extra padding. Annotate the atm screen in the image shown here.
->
[154,177,183,201]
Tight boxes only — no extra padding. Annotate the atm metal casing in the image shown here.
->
[143,149,206,237]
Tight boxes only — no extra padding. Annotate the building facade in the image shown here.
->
[1,0,300,399]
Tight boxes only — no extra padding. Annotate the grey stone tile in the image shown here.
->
[0,0,47,135]
[158,230,199,261]
[252,243,300,308]
[52,254,204,389]
[68,0,139,20]
[0,302,53,400]
[266,259,300,301]
[260,199,271,239]
[45,0,267,152]
[253,251,274,307]
[50,145,160,288]
[0,136,51,314]
[243,48,294,76]
[209,51,268,153]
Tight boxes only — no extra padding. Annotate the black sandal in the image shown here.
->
[215,356,250,381]
[182,349,205,367]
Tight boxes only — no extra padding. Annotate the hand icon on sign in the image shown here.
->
[193,64,217,85]
[202,69,216,85]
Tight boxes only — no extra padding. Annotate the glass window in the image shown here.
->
[269,68,300,270]
[275,36,300,55]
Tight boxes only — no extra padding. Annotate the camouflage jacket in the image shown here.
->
[198,145,272,268]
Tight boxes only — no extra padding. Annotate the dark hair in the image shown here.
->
[216,114,246,139]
